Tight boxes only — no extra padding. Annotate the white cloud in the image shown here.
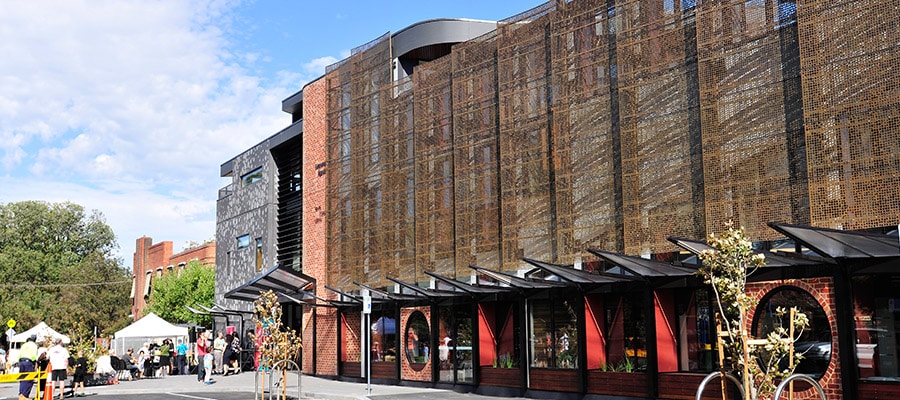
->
[0,0,291,261]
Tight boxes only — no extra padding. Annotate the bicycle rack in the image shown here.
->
[773,374,827,400]
[254,360,301,400]
[695,371,745,400]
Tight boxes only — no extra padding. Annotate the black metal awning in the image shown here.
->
[423,270,515,296]
[768,222,900,259]
[668,236,825,268]
[469,265,567,291]
[522,258,636,285]
[224,264,314,301]
[354,281,423,302]
[587,249,700,288]
[385,276,463,299]
[323,286,368,307]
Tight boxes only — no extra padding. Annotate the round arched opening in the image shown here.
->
[752,286,831,379]
[405,311,431,371]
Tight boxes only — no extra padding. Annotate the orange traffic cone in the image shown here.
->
[41,363,53,400]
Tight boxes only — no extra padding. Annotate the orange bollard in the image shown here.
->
[41,363,53,400]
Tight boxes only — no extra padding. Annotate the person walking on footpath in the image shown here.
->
[157,339,171,376]
[17,335,38,400]
[72,349,87,396]
[47,338,70,400]
[212,332,225,375]
[175,338,188,375]
[196,331,209,383]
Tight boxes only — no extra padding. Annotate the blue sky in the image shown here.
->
[0,1,544,265]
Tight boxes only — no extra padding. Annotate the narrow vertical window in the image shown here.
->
[255,238,263,270]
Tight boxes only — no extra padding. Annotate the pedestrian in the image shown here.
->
[196,331,209,383]
[72,349,87,397]
[157,339,171,376]
[213,332,225,374]
[0,345,7,374]
[47,338,69,400]
[17,335,38,400]
[228,332,242,374]
[175,338,188,375]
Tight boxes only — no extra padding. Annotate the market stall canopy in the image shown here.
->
[10,322,70,344]
[114,312,188,339]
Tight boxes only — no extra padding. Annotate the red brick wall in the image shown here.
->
[342,311,362,363]
[170,242,216,267]
[400,307,432,382]
[302,75,336,375]
[746,278,841,400]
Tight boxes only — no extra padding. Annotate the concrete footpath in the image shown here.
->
[0,371,514,400]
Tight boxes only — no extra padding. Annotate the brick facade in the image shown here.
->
[746,278,840,400]
[132,236,216,320]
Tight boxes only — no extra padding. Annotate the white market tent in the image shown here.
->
[113,313,189,355]
[10,322,71,344]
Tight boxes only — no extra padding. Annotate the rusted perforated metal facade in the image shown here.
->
[414,57,456,282]
[452,32,502,278]
[798,0,900,230]
[322,0,899,291]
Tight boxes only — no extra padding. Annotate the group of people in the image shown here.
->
[193,330,243,385]
[15,334,89,400]
[100,337,190,380]
[7,329,250,398]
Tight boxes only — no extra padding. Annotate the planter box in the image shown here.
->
[480,367,521,388]
[340,361,360,377]
[586,370,650,398]
[530,368,579,392]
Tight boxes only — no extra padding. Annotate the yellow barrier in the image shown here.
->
[0,371,48,383]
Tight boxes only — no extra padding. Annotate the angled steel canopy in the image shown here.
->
[522,258,636,285]
[668,236,823,268]
[354,281,423,302]
[323,286,368,307]
[385,276,461,298]
[424,270,513,295]
[588,249,698,278]
[224,263,314,301]
[469,265,567,290]
[768,222,900,260]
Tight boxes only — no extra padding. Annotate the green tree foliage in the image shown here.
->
[146,260,214,326]
[0,200,132,341]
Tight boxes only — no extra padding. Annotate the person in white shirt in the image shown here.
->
[47,339,69,400]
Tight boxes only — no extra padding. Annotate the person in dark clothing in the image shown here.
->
[72,350,87,396]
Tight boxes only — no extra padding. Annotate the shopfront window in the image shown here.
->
[529,295,579,369]
[371,311,397,363]
[752,286,831,379]
[606,292,648,371]
[677,289,718,372]
[405,311,430,371]
[438,306,474,383]
[852,276,900,381]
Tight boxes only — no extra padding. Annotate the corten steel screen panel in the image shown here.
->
[414,57,457,283]
[615,0,699,255]
[379,77,416,285]
[452,32,502,278]
[696,0,801,241]
[318,0,899,291]
[550,0,620,262]
[497,3,557,272]
[326,33,392,291]
[799,0,900,230]
[326,62,354,292]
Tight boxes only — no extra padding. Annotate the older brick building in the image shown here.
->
[217,1,899,399]
[132,237,215,320]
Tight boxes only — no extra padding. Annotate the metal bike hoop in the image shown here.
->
[773,374,827,400]
[695,371,745,400]
[267,359,301,400]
